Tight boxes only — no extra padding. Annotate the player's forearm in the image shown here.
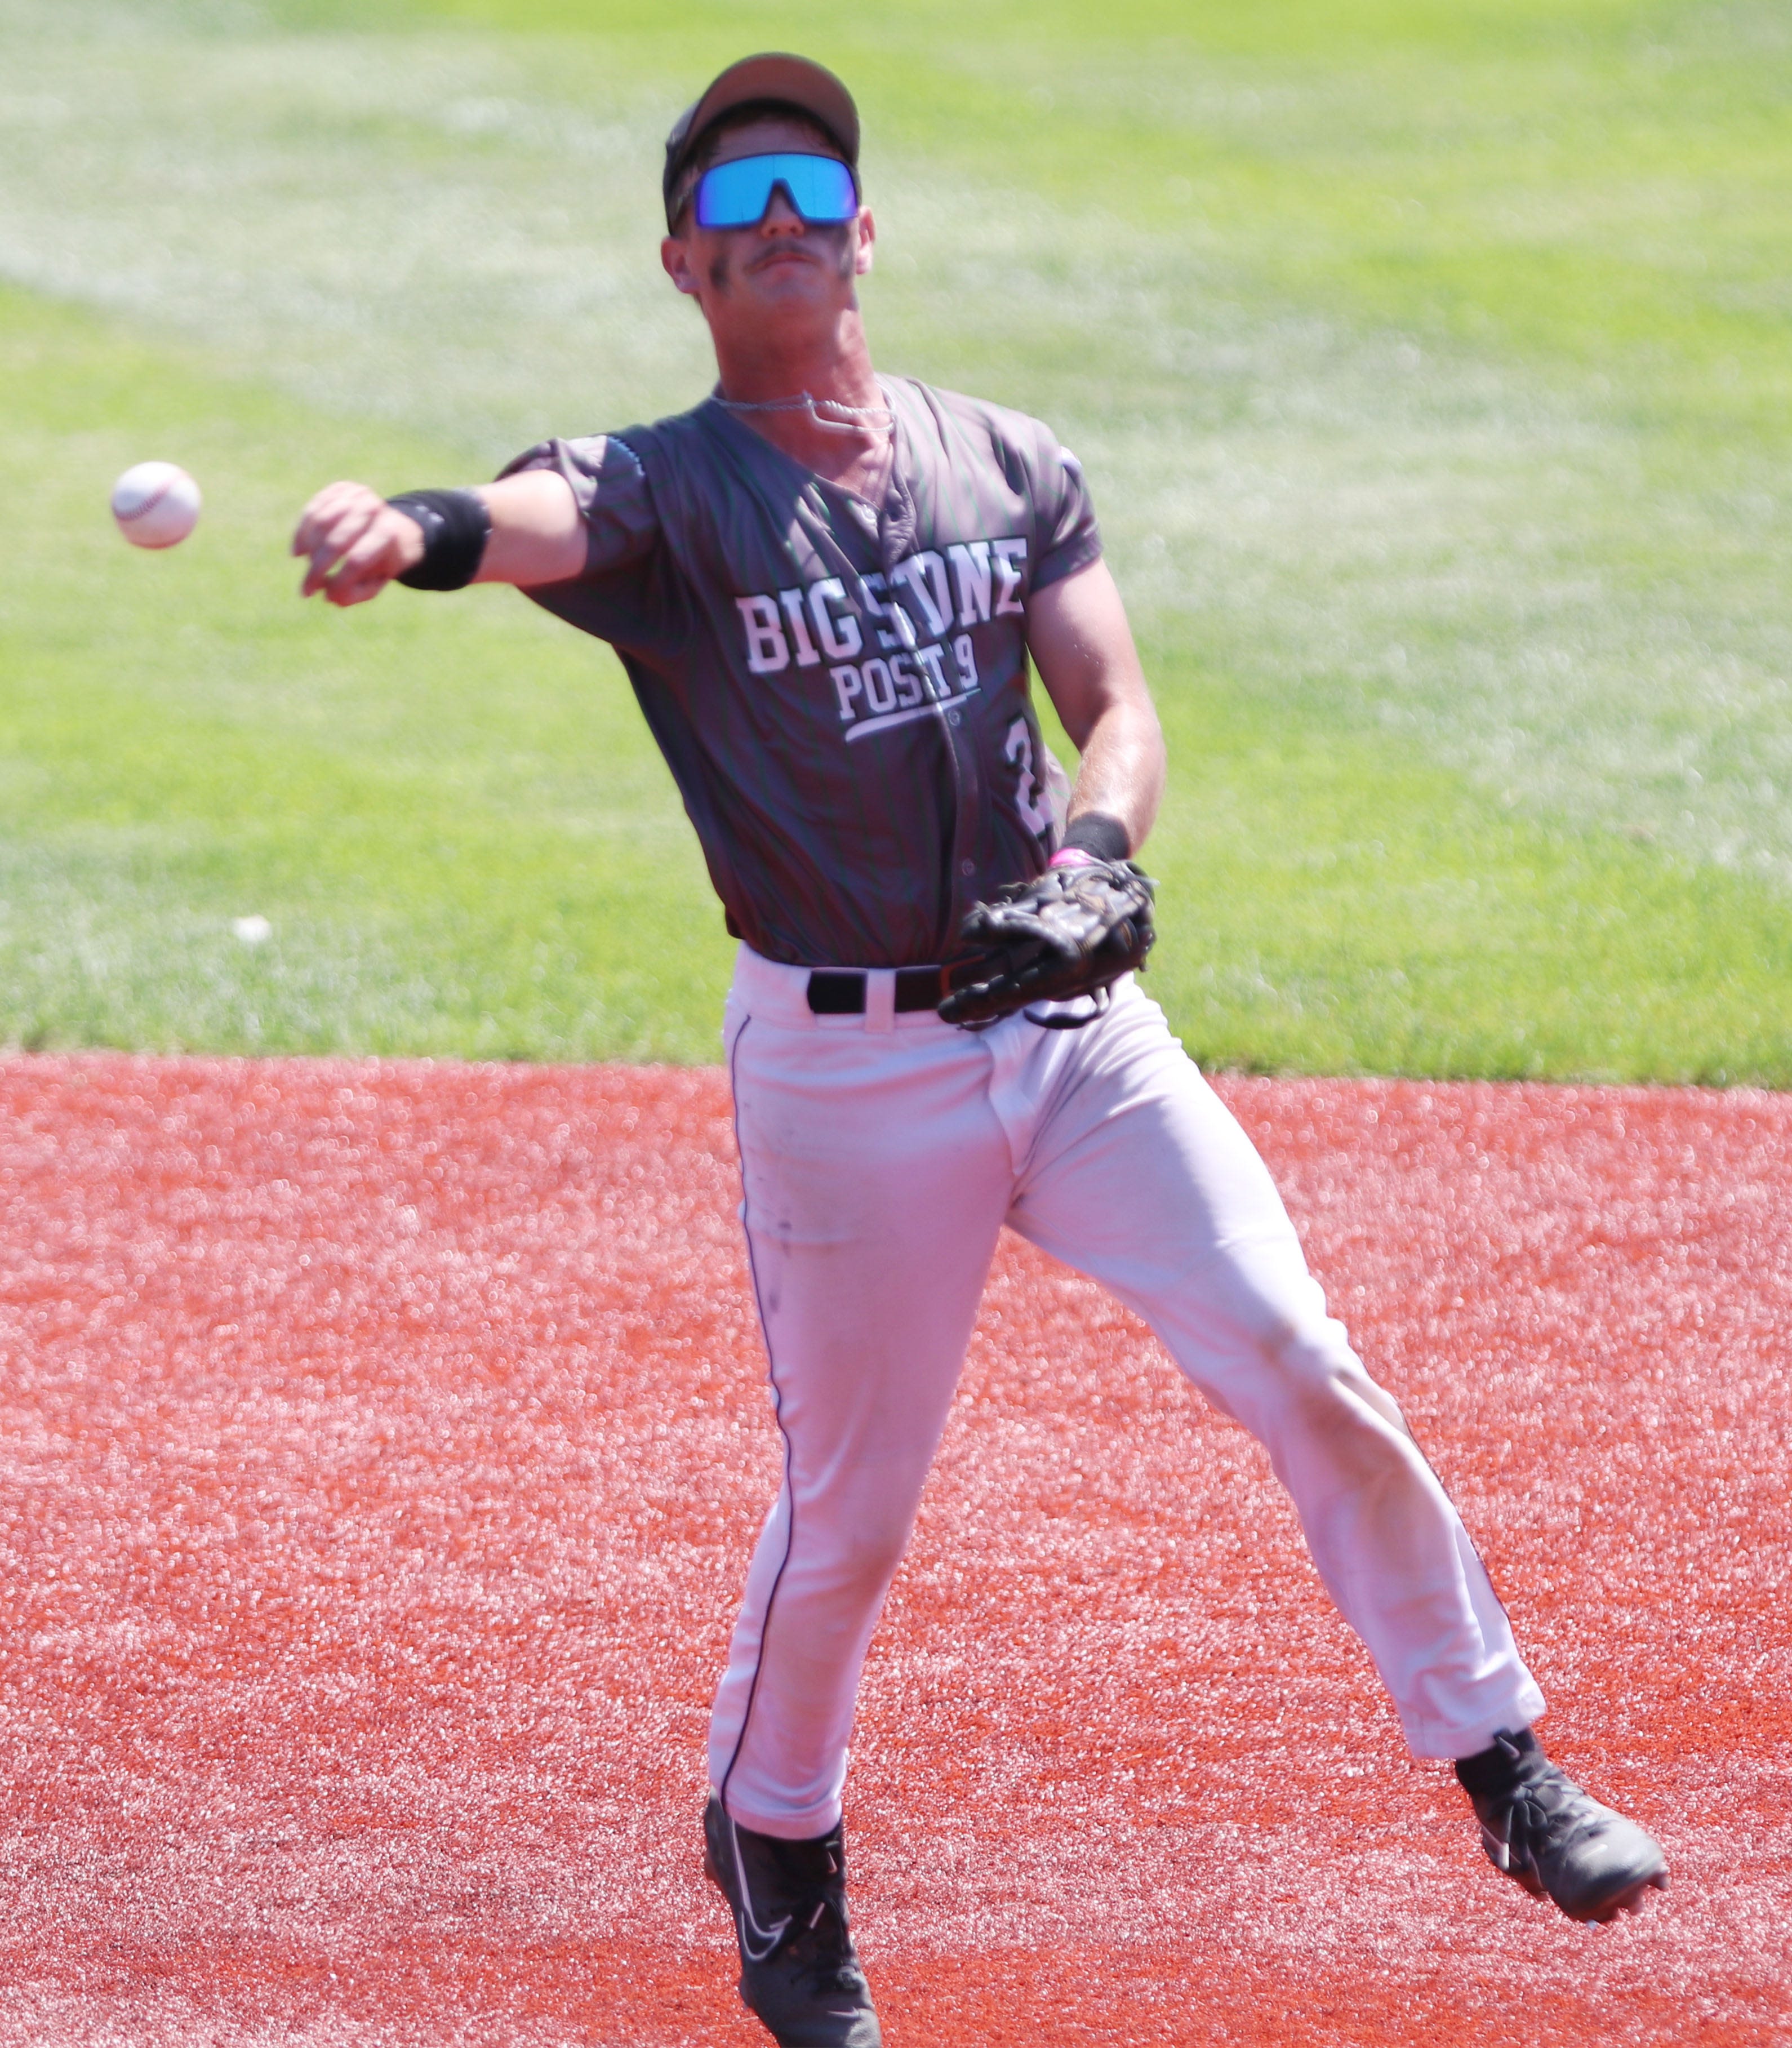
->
[1064,694,1166,855]
[1028,561,1166,856]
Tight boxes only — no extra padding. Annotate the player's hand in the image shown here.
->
[939,859,1157,1030]
[292,482,426,606]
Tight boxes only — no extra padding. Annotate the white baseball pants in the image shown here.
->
[709,946,1545,1840]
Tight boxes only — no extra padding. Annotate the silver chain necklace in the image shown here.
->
[715,389,896,438]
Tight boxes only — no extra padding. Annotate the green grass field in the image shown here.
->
[2,0,1788,1074]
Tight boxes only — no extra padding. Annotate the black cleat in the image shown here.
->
[1457,1728,1669,1923]
[703,1794,882,2047]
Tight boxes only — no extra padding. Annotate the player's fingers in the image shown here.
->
[291,480,371,560]
[294,483,392,575]
[299,535,363,597]
[296,510,365,588]
[303,501,385,588]
[324,565,393,608]
[300,530,355,595]
[323,522,411,602]
[324,539,401,599]
[336,505,421,582]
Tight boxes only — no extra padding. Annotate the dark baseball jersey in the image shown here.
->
[499,375,1101,969]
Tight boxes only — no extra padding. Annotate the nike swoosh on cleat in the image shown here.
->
[728,1817,793,1963]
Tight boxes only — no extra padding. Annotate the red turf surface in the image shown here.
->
[0,1055,1787,2045]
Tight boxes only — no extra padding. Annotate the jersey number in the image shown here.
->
[1005,719,1053,837]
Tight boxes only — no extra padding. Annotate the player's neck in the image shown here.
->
[713,316,892,501]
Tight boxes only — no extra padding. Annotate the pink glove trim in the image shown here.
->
[1048,847,1104,870]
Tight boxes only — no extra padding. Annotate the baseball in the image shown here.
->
[111,461,202,549]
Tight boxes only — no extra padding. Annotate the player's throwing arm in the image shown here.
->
[291,471,585,606]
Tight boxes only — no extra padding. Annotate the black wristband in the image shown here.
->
[1060,811,1131,863]
[388,488,491,591]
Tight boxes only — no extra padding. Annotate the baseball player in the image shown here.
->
[291,55,1668,2047]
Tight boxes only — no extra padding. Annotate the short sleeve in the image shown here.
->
[1031,440,1102,593]
[496,432,660,577]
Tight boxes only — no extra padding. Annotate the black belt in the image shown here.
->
[807,966,947,1016]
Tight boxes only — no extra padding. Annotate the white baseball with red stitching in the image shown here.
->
[111,461,202,549]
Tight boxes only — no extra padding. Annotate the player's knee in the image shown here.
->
[804,1515,914,1601]
[1261,1318,1413,1451]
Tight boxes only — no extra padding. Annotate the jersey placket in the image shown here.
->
[790,442,986,966]
[874,435,985,962]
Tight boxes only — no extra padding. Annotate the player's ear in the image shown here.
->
[853,205,876,278]
[661,233,702,297]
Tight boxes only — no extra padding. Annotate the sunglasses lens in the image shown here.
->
[780,155,858,221]
[694,153,857,230]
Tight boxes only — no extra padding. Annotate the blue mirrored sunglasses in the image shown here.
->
[693,152,859,230]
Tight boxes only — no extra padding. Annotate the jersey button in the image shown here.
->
[959,859,976,877]
[947,709,962,726]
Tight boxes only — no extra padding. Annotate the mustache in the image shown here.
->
[744,225,850,273]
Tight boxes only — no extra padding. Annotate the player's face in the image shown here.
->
[660,116,876,336]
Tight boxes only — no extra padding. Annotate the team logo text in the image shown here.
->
[733,539,1027,742]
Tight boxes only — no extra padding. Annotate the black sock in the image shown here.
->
[1453,1725,1541,1798]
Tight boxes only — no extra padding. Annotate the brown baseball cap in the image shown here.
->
[662,53,860,229]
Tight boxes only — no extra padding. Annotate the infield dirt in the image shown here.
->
[0,1057,1785,2043]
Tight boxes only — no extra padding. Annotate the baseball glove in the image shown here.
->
[938,859,1157,1030]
